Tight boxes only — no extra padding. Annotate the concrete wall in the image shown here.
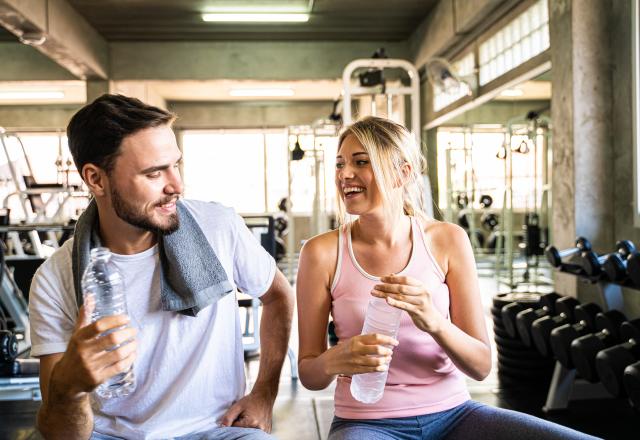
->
[609,0,640,315]
[0,104,78,129]
[110,41,409,81]
[0,43,76,81]
[170,101,333,129]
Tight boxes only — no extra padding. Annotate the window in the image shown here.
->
[437,127,546,212]
[433,52,475,112]
[479,0,550,86]
[0,131,84,221]
[182,129,288,214]
[288,130,338,215]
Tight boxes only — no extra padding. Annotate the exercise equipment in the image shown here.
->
[492,293,555,388]
[544,237,591,268]
[627,253,640,287]
[579,240,636,277]
[501,292,554,339]
[623,361,640,409]
[530,296,581,357]
[515,292,561,347]
[570,310,628,382]
[549,303,603,368]
[604,242,638,282]
[595,319,640,397]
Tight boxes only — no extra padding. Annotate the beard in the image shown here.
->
[110,184,180,235]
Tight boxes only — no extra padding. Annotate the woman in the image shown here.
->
[296,116,598,440]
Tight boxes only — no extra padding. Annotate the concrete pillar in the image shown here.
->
[86,80,109,103]
[549,0,614,297]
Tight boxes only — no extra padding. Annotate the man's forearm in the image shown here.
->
[37,372,94,440]
[253,289,294,397]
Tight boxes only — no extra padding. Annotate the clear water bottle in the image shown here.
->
[350,296,402,404]
[82,247,135,398]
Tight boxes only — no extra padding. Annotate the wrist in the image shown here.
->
[50,361,88,402]
[427,314,449,336]
[250,382,278,402]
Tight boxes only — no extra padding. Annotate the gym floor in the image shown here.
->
[1,275,638,440]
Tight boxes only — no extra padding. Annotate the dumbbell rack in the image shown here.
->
[543,264,629,412]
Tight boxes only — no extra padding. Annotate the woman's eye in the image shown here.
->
[336,163,344,169]
[356,160,369,166]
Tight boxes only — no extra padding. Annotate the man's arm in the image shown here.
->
[37,353,94,440]
[36,306,137,440]
[219,269,294,432]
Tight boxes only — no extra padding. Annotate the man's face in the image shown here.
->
[107,124,183,234]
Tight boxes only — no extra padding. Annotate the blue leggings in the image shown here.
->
[328,400,601,440]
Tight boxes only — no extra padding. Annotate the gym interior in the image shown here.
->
[0,0,639,439]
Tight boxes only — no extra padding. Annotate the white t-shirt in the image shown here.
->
[28,200,276,440]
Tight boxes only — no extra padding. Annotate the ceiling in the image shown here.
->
[50,0,438,42]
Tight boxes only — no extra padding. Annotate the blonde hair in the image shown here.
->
[335,116,429,225]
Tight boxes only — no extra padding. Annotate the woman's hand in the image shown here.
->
[323,333,398,377]
[372,275,446,335]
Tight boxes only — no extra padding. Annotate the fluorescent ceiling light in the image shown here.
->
[229,88,295,97]
[204,6,308,13]
[500,88,524,97]
[202,13,309,22]
[0,90,65,100]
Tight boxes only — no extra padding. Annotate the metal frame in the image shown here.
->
[342,58,421,145]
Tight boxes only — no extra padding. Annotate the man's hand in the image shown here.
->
[218,388,276,433]
[53,302,137,397]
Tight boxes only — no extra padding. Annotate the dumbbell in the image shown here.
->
[500,293,549,339]
[627,253,640,288]
[624,361,640,409]
[515,292,561,347]
[481,212,499,232]
[531,296,581,357]
[549,302,603,368]
[570,310,628,382]
[580,240,636,277]
[604,241,638,282]
[545,237,591,268]
[595,319,640,397]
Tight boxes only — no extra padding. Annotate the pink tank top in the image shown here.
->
[331,217,470,419]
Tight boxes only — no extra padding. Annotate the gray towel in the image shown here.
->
[72,199,234,317]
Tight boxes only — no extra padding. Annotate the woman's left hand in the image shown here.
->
[372,275,446,335]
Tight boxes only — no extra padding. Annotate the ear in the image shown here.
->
[82,164,108,197]
[394,162,413,188]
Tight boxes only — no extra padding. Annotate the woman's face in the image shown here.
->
[335,134,383,215]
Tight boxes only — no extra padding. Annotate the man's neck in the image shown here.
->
[96,206,157,255]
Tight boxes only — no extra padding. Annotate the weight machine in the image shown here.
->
[494,113,553,290]
[0,128,88,257]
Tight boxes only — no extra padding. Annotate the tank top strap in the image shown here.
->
[411,217,446,282]
[330,224,350,292]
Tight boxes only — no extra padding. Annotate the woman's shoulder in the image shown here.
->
[418,217,468,243]
[300,228,340,262]
[416,218,470,275]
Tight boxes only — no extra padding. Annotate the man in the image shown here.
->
[28,94,294,439]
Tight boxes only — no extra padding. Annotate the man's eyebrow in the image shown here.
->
[140,155,182,174]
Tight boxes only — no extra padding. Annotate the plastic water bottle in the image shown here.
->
[350,296,402,404]
[82,247,135,398]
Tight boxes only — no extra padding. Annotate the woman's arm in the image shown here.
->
[436,223,492,380]
[297,232,397,390]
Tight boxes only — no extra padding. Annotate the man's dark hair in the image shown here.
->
[67,94,176,177]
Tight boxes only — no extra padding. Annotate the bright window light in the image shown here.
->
[500,88,525,97]
[202,13,309,22]
[0,91,65,100]
[229,88,295,97]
